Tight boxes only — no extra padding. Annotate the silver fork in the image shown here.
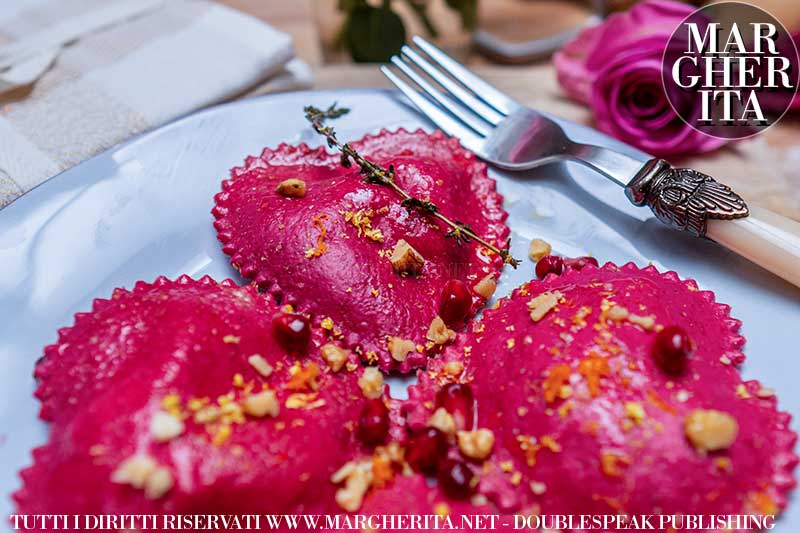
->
[381,36,800,287]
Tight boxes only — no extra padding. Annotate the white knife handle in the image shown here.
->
[707,206,800,287]
[625,159,800,288]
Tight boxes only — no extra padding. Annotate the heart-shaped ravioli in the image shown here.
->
[213,129,509,372]
[19,276,394,516]
[404,263,798,517]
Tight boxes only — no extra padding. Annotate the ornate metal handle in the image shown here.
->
[625,159,750,237]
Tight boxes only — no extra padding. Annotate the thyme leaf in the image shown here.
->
[303,103,520,268]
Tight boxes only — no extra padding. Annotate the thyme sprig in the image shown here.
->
[304,103,519,268]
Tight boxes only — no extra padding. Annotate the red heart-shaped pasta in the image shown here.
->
[212,129,509,372]
[405,263,798,520]
[17,276,386,520]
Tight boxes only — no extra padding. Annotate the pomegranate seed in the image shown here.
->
[438,458,475,499]
[272,312,311,354]
[406,427,448,472]
[439,279,472,325]
[652,325,693,375]
[356,399,389,446]
[564,256,599,271]
[435,383,474,430]
[535,255,564,279]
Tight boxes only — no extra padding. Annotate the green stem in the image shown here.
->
[404,0,439,38]
[304,104,520,268]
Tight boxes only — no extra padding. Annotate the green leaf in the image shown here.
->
[344,4,406,62]
[404,0,439,38]
[338,0,368,13]
[401,197,438,214]
[445,0,477,31]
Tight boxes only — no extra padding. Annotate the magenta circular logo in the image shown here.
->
[662,1,799,140]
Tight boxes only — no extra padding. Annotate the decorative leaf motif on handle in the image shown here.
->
[626,161,750,238]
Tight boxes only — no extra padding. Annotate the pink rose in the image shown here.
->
[793,33,800,110]
[554,0,727,157]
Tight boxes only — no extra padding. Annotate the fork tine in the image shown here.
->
[390,56,491,136]
[400,45,504,126]
[412,36,520,115]
[380,65,484,152]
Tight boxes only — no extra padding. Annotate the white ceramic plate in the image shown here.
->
[1,89,798,528]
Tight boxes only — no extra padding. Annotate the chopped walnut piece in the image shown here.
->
[528,239,552,262]
[530,481,547,495]
[111,454,175,500]
[473,274,497,300]
[242,390,279,418]
[285,392,326,410]
[443,360,464,376]
[358,367,383,399]
[457,428,495,460]
[624,402,646,425]
[194,405,221,424]
[628,313,656,330]
[145,467,174,499]
[527,291,562,322]
[320,343,349,372]
[426,316,455,345]
[428,407,456,435]
[684,409,738,452]
[149,411,185,442]
[276,178,306,198]
[388,337,416,362]
[606,305,629,322]
[389,239,425,276]
[247,354,273,377]
[331,458,374,512]
[111,455,157,488]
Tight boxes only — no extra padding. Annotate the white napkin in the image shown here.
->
[0,0,313,207]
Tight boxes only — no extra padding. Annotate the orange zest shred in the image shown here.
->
[746,491,778,515]
[516,435,539,467]
[516,434,561,467]
[340,209,384,242]
[287,362,321,391]
[540,435,562,453]
[600,451,630,477]
[305,214,329,259]
[543,363,571,403]
[597,495,624,512]
[577,353,610,397]
[645,389,677,415]
[370,454,395,489]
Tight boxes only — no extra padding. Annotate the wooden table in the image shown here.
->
[222,0,800,221]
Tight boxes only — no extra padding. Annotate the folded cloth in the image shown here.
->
[0,0,313,208]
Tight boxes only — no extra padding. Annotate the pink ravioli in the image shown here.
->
[212,129,509,372]
[405,263,798,520]
[17,276,382,521]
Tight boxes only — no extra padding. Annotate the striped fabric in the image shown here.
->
[0,0,311,207]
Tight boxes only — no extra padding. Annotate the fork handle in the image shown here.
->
[626,159,800,287]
